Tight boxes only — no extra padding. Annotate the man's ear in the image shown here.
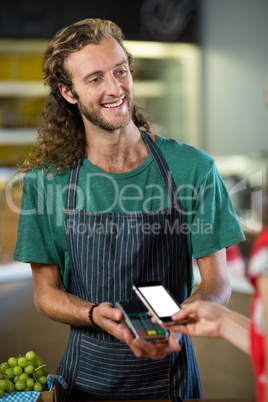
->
[58,83,77,105]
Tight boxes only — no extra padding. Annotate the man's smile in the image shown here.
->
[101,97,125,109]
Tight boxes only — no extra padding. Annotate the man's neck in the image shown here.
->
[84,123,152,173]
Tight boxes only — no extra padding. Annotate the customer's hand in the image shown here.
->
[163,300,229,338]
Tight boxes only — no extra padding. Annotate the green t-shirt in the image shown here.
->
[14,135,245,292]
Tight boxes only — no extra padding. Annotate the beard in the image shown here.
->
[76,95,134,131]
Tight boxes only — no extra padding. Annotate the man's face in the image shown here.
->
[64,37,134,131]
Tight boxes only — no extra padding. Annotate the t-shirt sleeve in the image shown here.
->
[13,172,59,265]
[190,161,246,259]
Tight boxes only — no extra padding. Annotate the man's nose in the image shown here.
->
[104,74,121,96]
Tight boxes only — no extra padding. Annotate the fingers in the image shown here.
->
[171,301,201,321]
[164,322,193,336]
[167,331,182,351]
[163,301,227,338]
[124,338,174,360]
[161,302,204,336]
[98,302,123,321]
[95,303,182,359]
[92,302,126,339]
[123,327,181,359]
[94,302,124,327]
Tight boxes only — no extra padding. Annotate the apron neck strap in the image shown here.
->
[65,158,82,210]
[140,130,181,207]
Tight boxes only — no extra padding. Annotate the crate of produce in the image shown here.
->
[0,351,67,401]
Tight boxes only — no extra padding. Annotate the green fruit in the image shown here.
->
[25,351,36,361]
[34,356,44,367]
[26,378,35,388]
[5,379,15,392]
[13,375,19,383]
[0,379,7,390]
[38,375,47,385]
[25,386,33,391]
[33,381,42,392]
[18,357,28,368]
[19,373,29,382]
[0,362,8,371]
[8,357,18,367]
[0,351,49,393]
[35,367,45,377]
[13,365,23,376]
[4,367,14,379]
[15,380,26,391]
[24,364,34,375]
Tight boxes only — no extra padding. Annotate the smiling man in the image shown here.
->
[14,18,245,401]
[60,37,134,132]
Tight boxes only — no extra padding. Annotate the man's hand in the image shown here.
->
[122,329,181,360]
[92,302,129,343]
[94,303,182,359]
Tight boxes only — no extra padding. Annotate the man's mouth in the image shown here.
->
[102,97,125,109]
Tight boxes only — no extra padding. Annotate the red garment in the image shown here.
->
[248,227,268,402]
[227,244,242,261]
[226,244,245,277]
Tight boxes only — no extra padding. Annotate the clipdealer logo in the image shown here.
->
[5,169,264,234]
[227,170,263,232]
[65,216,213,238]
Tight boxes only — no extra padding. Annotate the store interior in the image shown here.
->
[0,0,268,399]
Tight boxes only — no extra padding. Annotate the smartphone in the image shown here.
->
[132,281,184,325]
[114,299,169,343]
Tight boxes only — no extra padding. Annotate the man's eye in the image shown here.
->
[117,69,127,76]
[90,77,101,84]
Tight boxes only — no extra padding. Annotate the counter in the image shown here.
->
[184,399,255,402]
[91,399,255,402]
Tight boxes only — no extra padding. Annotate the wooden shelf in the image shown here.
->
[0,128,37,144]
[0,80,48,97]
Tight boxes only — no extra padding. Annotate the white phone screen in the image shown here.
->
[138,285,180,317]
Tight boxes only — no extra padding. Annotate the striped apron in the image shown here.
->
[58,130,202,401]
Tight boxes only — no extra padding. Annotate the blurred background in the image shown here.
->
[0,0,268,398]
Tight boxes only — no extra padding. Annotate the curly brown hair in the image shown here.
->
[18,18,152,175]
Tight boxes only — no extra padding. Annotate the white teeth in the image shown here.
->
[103,98,124,108]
